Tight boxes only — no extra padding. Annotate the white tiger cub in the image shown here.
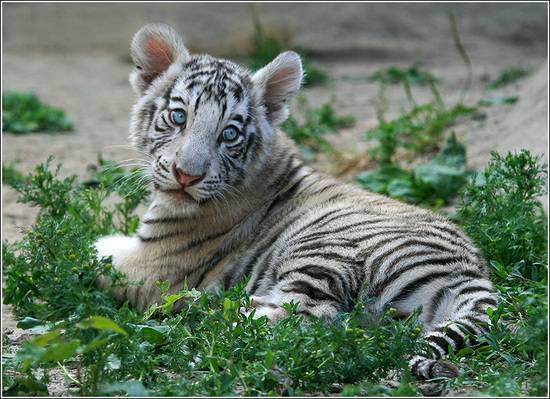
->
[95,23,497,379]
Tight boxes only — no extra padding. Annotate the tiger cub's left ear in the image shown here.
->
[252,51,303,126]
[129,23,190,94]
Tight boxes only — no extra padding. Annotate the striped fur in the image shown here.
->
[95,24,497,379]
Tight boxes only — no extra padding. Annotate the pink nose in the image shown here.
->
[173,165,202,187]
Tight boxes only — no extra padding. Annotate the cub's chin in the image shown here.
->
[153,188,201,215]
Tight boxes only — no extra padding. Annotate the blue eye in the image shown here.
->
[222,126,239,142]
[170,109,187,126]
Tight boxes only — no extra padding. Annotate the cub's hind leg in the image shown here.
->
[365,258,497,379]
[408,278,497,379]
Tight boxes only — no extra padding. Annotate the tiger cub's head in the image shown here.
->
[128,23,303,207]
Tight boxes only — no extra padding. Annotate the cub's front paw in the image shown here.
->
[94,234,140,290]
[241,296,289,323]
[94,235,138,272]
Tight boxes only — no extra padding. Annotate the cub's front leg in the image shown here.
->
[94,234,163,311]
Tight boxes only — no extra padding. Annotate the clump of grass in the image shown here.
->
[281,98,355,160]
[2,162,28,188]
[366,103,476,165]
[369,64,439,86]
[486,68,529,90]
[457,150,547,281]
[248,8,328,87]
[357,133,471,207]
[449,150,548,396]
[2,91,74,134]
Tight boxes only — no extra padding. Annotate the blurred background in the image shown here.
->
[2,2,548,241]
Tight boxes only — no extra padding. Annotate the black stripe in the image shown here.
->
[170,96,186,105]
[387,271,451,305]
[194,91,204,113]
[265,173,310,215]
[154,121,167,133]
[146,103,157,132]
[280,279,340,303]
[457,285,492,296]
[368,238,461,282]
[296,309,313,317]
[279,264,346,293]
[158,161,170,174]
[165,228,232,257]
[428,360,438,376]
[455,320,480,338]
[472,297,498,313]
[193,248,230,288]
[231,114,244,123]
[246,212,313,293]
[426,286,449,325]
[187,69,216,81]
[426,335,451,356]
[410,357,425,375]
[465,315,489,331]
[151,138,171,153]
[288,250,359,266]
[304,219,374,238]
[287,209,366,245]
[374,249,445,278]
[308,183,340,197]
[437,325,466,350]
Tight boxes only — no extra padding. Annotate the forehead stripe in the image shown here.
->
[170,96,186,105]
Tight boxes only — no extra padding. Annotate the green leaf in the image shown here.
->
[356,165,410,194]
[414,162,467,199]
[77,316,128,336]
[40,339,80,362]
[32,330,61,347]
[137,325,169,344]
[2,91,74,134]
[386,179,421,203]
[81,336,113,354]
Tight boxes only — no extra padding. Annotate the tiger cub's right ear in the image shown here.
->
[129,23,190,95]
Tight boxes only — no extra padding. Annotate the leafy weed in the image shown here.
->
[2,91,73,134]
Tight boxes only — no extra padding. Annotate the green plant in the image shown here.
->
[486,68,529,90]
[281,98,355,160]
[449,150,548,396]
[369,64,443,108]
[2,91,73,134]
[357,133,471,207]
[456,150,547,281]
[2,162,28,188]
[366,103,476,165]
[369,64,439,86]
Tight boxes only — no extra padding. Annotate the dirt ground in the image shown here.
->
[1,2,548,395]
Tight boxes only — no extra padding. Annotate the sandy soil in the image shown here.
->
[1,2,548,395]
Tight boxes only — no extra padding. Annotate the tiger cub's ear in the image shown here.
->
[129,23,190,94]
[252,51,303,126]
